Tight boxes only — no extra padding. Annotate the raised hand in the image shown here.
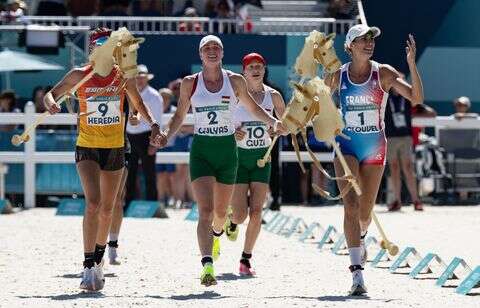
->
[406,34,417,66]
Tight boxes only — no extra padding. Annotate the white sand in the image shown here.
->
[0,205,479,307]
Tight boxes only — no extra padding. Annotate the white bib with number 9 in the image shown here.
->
[87,100,121,126]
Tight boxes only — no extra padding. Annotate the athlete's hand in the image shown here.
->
[406,34,417,66]
[149,124,166,148]
[44,97,61,115]
[267,127,275,138]
[147,145,157,156]
[274,120,288,136]
[235,127,246,141]
[128,112,140,126]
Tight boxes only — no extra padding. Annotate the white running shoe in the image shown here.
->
[349,266,367,296]
[80,267,97,291]
[108,246,121,265]
[93,260,105,290]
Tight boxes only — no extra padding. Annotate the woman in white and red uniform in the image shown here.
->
[325,24,424,295]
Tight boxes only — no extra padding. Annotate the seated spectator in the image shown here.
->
[36,0,67,16]
[0,90,19,132]
[211,0,236,33]
[451,96,478,120]
[178,7,202,32]
[1,0,25,23]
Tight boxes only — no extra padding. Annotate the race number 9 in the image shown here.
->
[98,103,108,117]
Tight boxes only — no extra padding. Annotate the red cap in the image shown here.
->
[242,53,266,70]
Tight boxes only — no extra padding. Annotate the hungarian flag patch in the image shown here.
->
[221,96,230,104]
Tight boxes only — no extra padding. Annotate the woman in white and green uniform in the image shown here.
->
[159,36,287,286]
[223,53,285,276]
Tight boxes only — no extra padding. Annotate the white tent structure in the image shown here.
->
[0,49,64,89]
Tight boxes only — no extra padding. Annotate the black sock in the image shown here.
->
[94,244,106,265]
[201,256,213,266]
[108,240,118,248]
[212,229,224,237]
[83,252,95,269]
[229,222,237,232]
[240,252,252,268]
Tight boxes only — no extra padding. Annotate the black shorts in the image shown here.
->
[75,146,125,171]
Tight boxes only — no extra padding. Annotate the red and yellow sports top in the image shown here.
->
[76,65,125,148]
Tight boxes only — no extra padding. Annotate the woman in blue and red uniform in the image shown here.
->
[325,24,424,295]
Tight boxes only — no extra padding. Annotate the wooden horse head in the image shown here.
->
[88,27,145,79]
[312,32,341,74]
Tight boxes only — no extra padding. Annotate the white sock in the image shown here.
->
[349,247,362,266]
[361,229,368,238]
[109,233,119,242]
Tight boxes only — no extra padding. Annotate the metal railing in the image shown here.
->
[4,16,357,35]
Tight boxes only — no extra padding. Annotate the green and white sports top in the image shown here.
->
[234,84,274,149]
[191,69,237,137]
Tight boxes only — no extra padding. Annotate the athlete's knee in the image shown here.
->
[84,197,101,215]
[99,203,114,219]
[213,206,227,220]
[248,207,262,221]
[389,160,400,172]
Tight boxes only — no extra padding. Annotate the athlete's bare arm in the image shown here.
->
[230,73,287,135]
[324,70,341,94]
[271,90,286,119]
[44,69,85,114]
[380,34,424,105]
[163,75,195,143]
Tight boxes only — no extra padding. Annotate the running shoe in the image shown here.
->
[348,265,367,296]
[239,262,256,277]
[80,267,97,291]
[212,236,220,261]
[223,215,239,242]
[413,200,424,211]
[200,263,217,286]
[108,246,121,265]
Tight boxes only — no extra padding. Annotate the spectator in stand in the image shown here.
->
[68,0,99,16]
[0,90,19,132]
[32,86,46,113]
[411,103,436,148]
[168,78,194,208]
[125,64,163,206]
[178,7,202,32]
[36,0,67,15]
[212,0,235,34]
[385,76,432,212]
[131,0,163,16]
[100,0,130,16]
[156,88,176,207]
[328,0,356,20]
[451,96,478,120]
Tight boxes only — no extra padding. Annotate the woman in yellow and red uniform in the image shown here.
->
[44,27,162,292]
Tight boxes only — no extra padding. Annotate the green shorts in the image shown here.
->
[236,147,271,184]
[189,134,238,184]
